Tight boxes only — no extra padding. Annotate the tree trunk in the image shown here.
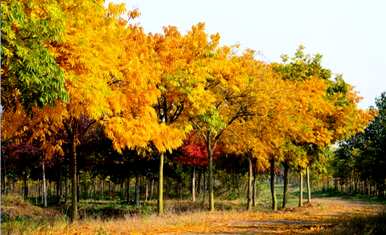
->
[56,169,61,202]
[207,140,215,212]
[269,158,277,211]
[135,174,140,206]
[101,179,105,199]
[126,177,130,202]
[282,161,289,209]
[202,169,206,204]
[77,174,80,202]
[70,131,78,221]
[252,159,257,207]
[158,153,164,214]
[197,169,202,195]
[42,161,47,207]
[145,177,149,201]
[306,167,311,203]
[192,166,196,202]
[247,156,253,210]
[64,173,68,203]
[299,170,303,207]
[2,158,6,194]
[150,177,154,201]
[23,174,28,199]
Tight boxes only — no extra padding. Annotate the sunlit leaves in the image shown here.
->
[1,0,68,111]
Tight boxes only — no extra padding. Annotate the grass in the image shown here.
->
[312,189,386,204]
[2,185,385,234]
[320,210,386,235]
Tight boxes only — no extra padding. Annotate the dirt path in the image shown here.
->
[168,198,384,234]
[34,197,385,235]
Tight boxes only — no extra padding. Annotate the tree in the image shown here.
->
[149,23,221,214]
[1,0,68,111]
[273,46,373,206]
[191,49,271,211]
[334,92,385,197]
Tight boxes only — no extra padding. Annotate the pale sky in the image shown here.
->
[111,0,386,108]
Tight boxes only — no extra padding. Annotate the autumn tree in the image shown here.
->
[273,46,373,206]
[1,0,68,111]
[149,23,221,214]
[190,48,273,211]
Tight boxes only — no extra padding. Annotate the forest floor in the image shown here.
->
[2,194,385,234]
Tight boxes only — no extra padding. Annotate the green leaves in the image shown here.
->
[1,0,68,111]
[198,108,226,134]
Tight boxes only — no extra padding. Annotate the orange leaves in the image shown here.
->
[128,8,141,20]
[1,1,373,172]
[104,108,157,153]
[152,124,186,153]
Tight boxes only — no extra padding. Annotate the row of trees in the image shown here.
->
[333,92,386,197]
[1,0,373,221]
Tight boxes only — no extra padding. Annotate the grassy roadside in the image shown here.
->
[2,186,385,234]
[312,189,386,204]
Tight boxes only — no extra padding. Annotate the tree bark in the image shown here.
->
[135,174,140,206]
[77,174,80,202]
[306,167,311,203]
[42,161,47,207]
[269,158,277,211]
[145,177,149,201]
[299,170,303,207]
[70,131,78,221]
[247,156,253,210]
[197,169,202,195]
[207,139,215,212]
[2,157,7,194]
[252,159,257,207]
[202,169,206,204]
[282,161,289,209]
[158,153,164,214]
[150,177,154,201]
[126,177,130,202]
[192,166,196,202]
[23,173,29,199]
[64,173,68,203]
[56,169,61,202]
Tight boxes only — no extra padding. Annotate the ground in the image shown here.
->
[2,195,385,234]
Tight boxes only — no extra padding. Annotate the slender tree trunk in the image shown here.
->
[56,169,61,202]
[2,157,7,194]
[269,158,277,211]
[70,131,78,221]
[135,174,140,206]
[23,174,28,199]
[202,169,206,204]
[77,174,80,202]
[282,162,289,209]
[299,170,303,207]
[158,153,164,214]
[247,156,253,210]
[192,166,196,202]
[64,174,68,203]
[144,177,149,201]
[101,179,105,199]
[126,177,130,202]
[306,167,311,203]
[207,140,215,212]
[197,169,201,195]
[108,180,112,199]
[252,159,257,207]
[42,161,47,207]
[150,177,154,201]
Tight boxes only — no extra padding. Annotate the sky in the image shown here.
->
[111,0,386,108]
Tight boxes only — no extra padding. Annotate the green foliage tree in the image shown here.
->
[1,0,68,111]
